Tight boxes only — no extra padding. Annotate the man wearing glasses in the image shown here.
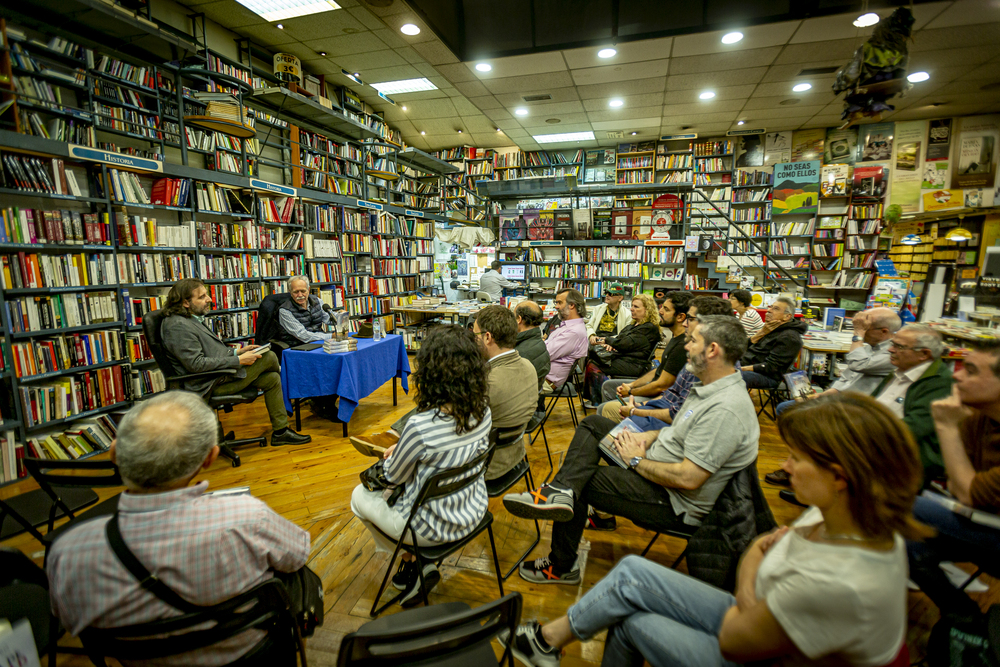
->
[872,324,953,481]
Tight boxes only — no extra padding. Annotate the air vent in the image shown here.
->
[522,94,552,102]
[797,66,839,76]
[606,131,626,139]
[546,118,561,124]
[779,98,801,106]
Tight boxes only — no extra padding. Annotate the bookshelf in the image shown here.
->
[614,141,656,208]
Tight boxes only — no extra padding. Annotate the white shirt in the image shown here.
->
[756,507,907,666]
[875,360,932,418]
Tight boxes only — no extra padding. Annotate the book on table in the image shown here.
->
[598,418,643,469]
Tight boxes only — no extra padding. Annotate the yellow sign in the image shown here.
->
[273,53,301,83]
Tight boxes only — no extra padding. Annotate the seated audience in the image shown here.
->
[350,325,491,605]
[908,339,1000,618]
[541,288,589,394]
[740,296,806,390]
[503,315,759,584]
[583,293,661,403]
[47,391,312,666]
[352,307,535,481]
[514,300,551,390]
[606,296,736,430]
[160,278,310,446]
[479,260,519,301]
[597,290,691,413]
[585,283,632,343]
[276,276,332,345]
[765,306,900,486]
[503,393,925,666]
[730,288,763,337]
[873,324,952,481]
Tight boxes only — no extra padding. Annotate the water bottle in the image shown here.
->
[372,318,382,340]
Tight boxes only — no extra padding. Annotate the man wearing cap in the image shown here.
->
[586,283,632,345]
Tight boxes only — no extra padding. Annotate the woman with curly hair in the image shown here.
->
[350,324,492,606]
[584,293,662,403]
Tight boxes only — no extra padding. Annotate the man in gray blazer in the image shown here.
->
[160,278,311,446]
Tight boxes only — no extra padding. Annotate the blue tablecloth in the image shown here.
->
[280,334,410,422]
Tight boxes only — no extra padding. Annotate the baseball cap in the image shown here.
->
[606,283,625,296]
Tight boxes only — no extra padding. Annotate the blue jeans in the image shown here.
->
[567,555,739,667]
[907,496,1000,617]
[776,399,795,416]
[741,370,780,389]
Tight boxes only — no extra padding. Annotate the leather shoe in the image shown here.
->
[271,428,312,446]
[765,469,791,486]
[779,489,808,508]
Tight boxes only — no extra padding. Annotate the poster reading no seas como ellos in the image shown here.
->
[773,161,821,215]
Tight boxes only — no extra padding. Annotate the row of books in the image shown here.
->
[117,216,197,248]
[18,111,96,146]
[206,283,261,310]
[124,331,153,363]
[7,290,119,333]
[0,251,116,289]
[132,366,166,398]
[116,253,195,284]
[21,416,117,465]
[1,151,76,195]
[107,168,153,204]
[11,329,125,378]
[258,254,300,277]
[0,207,102,245]
[732,189,770,203]
[308,262,343,284]
[305,237,342,259]
[204,311,257,340]
[731,205,771,222]
[94,104,161,139]
[19,363,130,428]
[123,293,164,327]
[149,178,191,208]
[198,253,259,281]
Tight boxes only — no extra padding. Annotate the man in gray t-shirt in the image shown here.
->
[504,315,760,584]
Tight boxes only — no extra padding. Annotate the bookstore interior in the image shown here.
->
[0,0,998,657]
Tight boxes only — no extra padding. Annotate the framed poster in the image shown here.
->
[952,114,999,190]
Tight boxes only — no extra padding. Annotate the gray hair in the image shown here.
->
[556,288,587,318]
[287,275,310,291]
[898,324,944,358]
[774,296,797,316]
[115,391,218,489]
[868,308,902,333]
[698,315,748,364]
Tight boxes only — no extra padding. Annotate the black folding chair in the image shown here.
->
[485,426,538,580]
[369,445,504,617]
[79,578,306,667]
[582,345,661,417]
[0,547,70,665]
[339,593,522,667]
[752,379,788,422]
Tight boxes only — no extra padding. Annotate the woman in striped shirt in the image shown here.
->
[731,289,764,337]
[350,324,492,606]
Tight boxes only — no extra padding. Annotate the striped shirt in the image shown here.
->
[46,482,310,667]
[739,308,764,337]
[385,407,492,543]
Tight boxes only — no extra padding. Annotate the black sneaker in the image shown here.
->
[271,428,311,446]
[585,507,617,531]
[399,562,440,607]
[498,620,562,666]
[518,556,580,585]
[391,559,419,592]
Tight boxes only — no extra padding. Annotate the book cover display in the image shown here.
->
[651,193,684,239]
[824,127,859,165]
[592,209,612,240]
[859,122,894,162]
[852,164,888,200]
[772,161,821,215]
[554,210,573,240]
[820,164,852,198]
[952,114,999,190]
[583,148,617,183]
[764,131,791,165]
[632,207,653,239]
[611,209,632,239]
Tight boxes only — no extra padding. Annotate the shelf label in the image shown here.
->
[660,133,698,141]
[68,145,163,172]
[249,179,296,197]
[526,241,561,246]
[404,209,424,218]
[644,239,685,247]
[357,199,383,210]
[726,128,766,136]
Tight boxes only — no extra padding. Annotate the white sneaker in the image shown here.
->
[498,621,561,667]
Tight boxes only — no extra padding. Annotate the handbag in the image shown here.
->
[104,512,323,638]
[927,606,1000,666]
[360,459,405,507]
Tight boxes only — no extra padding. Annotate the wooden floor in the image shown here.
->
[2,361,997,665]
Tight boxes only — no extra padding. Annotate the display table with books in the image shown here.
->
[279,333,410,436]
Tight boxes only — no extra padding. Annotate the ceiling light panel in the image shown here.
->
[233,0,341,22]
[533,131,596,143]
[370,78,438,94]
[721,31,743,44]
[400,24,420,35]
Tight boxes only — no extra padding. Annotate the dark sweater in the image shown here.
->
[741,318,808,381]
[515,327,551,390]
[602,322,662,378]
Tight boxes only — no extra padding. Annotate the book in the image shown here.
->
[597,418,643,468]
[783,370,814,399]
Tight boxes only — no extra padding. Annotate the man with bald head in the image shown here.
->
[47,391,312,664]
[515,300,551,390]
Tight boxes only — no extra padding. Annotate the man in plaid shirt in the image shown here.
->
[47,391,310,666]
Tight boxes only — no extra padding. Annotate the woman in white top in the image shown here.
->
[731,288,764,337]
[503,392,928,666]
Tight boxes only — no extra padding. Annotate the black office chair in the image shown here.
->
[254,292,294,363]
[79,578,306,667]
[144,308,266,467]
[339,593,522,667]
[485,425,538,580]
[369,445,504,617]
[22,457,123,557]
[582,345,660,416]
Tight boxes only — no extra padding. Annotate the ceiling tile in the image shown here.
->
[520,112,591,126]
[908,46,1000,70]
[469,133,514,148]
[523,123,594,135]
[590,117,662,131]
[666,68,768,91]
[482,71,575,95]
[670,48,781,75]
[416,118,465,133]
[375,15,437,43]
[751,80,836,100]
[468,95,504,110]
[505,101,586,117]
[399,99,459,119]
[485,109,515,122]
[278,11,367,41]
[370,28,414,50]
[742,105,828,118]
[196,1,263,29]
[672,21,801,57]
[388,89,449,101]
[268,41,320,61]
[761,60,847,83]
[460,117,499,133]
[660,111,742,125]
[581,93,664,111]
[789,14,875,44]
[561,36,673,68]
[586,106,662,123]
[888,103,997,121]
[501,126,529,136]
[576,77,666,100]
[466,51,568,79]
[742,96,829,111]
[666,85,758,104]
[232,22,289,45]
[413,63,441,78]
[436,63,477,83]
[302,32,389,57]
[956,58,1000,82]
[452,97,482,115]
[361,64,423,83]
[395,46,425,64]
[335,49,408,72]
[911,24,1000,51]
[411,40,460,65]
[774,39,859,65]
[454,80,491,98]
[925,0,1000,28]
[571,59,670,86]
[662,99,745,115]
[493,87,581,106]
[801,115,847,128]
[343,5,385,31]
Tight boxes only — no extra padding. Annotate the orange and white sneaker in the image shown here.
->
[502,484,574,522]
[518,556,581,585]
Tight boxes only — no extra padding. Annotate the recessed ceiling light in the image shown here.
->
[737,120,745,125]
[370,77,438,94]
[475,63,492,72]
[401,105,407,111]
[276,23,284,29]
[233,0,340,21]
[854,12,880,27]
[496,127,502,132]
[908,71,930,83]
[598,48,617,58]
[721,31,743,44]
[515,108,528,116]
[318,51,327,56]
[457,129,463,134]
[792,82,812,92]
[631,132,637,136]
[609,98,624,108]
[420,131,425,135]
[699,91,716,100]
[400,23,420,35]
[533,131,596,143]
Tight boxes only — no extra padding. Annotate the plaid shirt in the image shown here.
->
[47,481,310,667]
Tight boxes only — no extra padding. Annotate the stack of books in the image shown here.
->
[324,338,357,354]
[193,92,242,122]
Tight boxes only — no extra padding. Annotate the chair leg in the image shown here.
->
[641,532,660,558]
[219,443,241,468]
[670,545,689,569]
[502,472,542,581]
[370,543,407,617]
[958,567,984,592]
[487,524,505,598]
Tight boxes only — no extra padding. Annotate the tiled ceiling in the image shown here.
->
[180,0,1000,152]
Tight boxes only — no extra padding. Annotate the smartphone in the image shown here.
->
[250,343,271,355]
[617,397,627,405]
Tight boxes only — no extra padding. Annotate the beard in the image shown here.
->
[685,350,707,376]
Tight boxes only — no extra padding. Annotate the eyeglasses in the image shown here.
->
[889,340,926,352]
[688,315,701,323]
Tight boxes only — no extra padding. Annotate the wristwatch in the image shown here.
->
[629,456,643,470]
[852,335,862,342]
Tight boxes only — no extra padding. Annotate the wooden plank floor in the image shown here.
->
[3,363,997,665]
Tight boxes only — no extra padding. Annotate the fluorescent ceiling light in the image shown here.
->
[598,48,617,58]
[370,77,438,94]
[854,12,880,27]
[792,83,812,92]
[515,108,528,116]
[233,0,341,22]
[533,131,596,143]
[400,24,420,35]
[475,63,492,72]
[699,91,716,99]
[737,120,745,125]
[721,31,743,44]
[908,71,930,83]
[609,98,624,107]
